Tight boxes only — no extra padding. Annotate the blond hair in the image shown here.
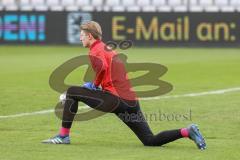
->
[80,21,102,40]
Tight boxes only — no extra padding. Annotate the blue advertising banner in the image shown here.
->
[0,13,46,43]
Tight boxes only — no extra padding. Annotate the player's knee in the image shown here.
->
[141,137,153,146]
[143,140,154,146]
[142,136,161,146]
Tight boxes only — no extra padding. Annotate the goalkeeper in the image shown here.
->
[42,21,206,150]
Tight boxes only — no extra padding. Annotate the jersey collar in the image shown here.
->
[90,40,101,50]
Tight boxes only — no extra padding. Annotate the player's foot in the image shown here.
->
[42,135,70,144]
[188,124,206,150]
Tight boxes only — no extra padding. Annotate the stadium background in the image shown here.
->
[0,0,240,160]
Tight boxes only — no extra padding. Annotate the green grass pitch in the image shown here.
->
[0,46,240,160]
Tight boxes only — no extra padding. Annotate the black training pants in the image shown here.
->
[61,86,183,146]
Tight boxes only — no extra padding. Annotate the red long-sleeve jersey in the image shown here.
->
[89,40,137,101]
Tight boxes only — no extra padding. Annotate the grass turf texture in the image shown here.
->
[0,46,240,160]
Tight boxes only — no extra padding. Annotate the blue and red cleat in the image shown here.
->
[188,124,206,150]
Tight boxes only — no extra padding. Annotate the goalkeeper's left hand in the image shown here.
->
[82,82,100,91]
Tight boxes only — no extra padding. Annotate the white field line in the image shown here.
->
[0,87,240,119]
[140,87,240,100]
